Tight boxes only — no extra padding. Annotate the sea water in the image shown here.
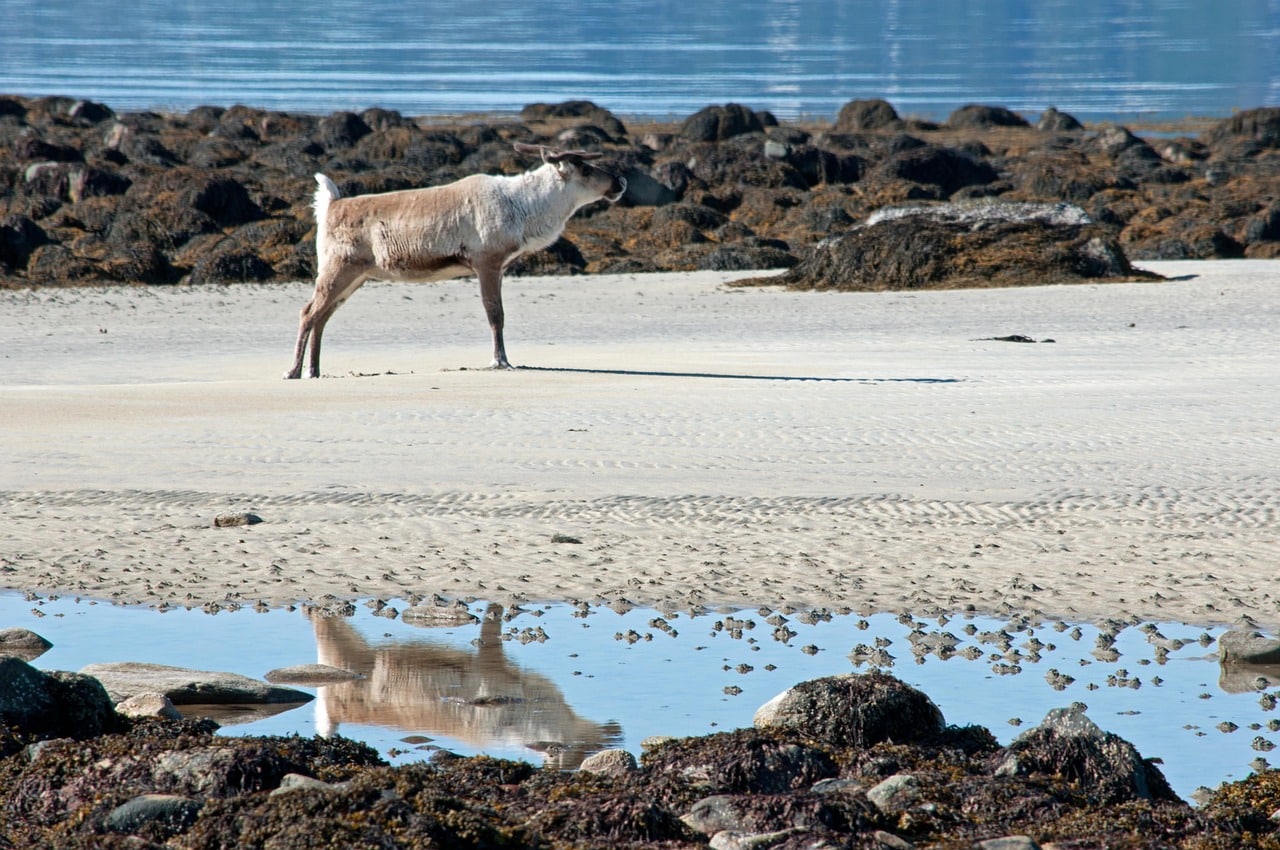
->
[2,0,1277,122]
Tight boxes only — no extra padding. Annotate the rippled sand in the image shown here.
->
[2,262,1277,627]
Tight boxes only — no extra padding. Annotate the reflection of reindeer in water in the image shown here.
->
[311,604,621,769]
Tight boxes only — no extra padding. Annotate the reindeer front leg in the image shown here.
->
[476,257,512,369]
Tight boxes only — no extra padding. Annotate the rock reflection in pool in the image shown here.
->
[310,604,622,768]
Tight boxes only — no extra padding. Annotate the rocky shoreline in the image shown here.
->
[2,96,1279,288]
[6,622,1280,848]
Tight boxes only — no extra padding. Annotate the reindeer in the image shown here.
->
[286,142,626,378]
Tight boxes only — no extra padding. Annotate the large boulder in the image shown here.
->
[680,103,766,142]
[835,98,901,132]
[0,657,122,739]
[80,662,313,706]
[735,201,1160,291]
[753,671,944,748]
[994,706,1178,805]
[1218,629,1280,665]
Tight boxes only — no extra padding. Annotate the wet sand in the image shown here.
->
[2,261,1277,628]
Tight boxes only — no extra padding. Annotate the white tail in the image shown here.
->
[312,174,340,262]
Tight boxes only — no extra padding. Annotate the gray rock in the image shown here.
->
[400,604,479,627]
[104,793,202,836]
[1219,629,1280,665]
[0,626,53,661]
[865,200,1093,228]
[976,837,1042,850]
[263,663,364,685]
[683,795,747,835]
[754,671,944,748]
[872,831,916,849]
[81,661,313,705]
[866,773,921,813]
[578,747,637,777]
[270,772,347,797]
[116,691,183,720]
[708,828,804,850]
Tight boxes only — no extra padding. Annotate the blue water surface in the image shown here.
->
[5,592,1279,802]
[2,0,1277,121]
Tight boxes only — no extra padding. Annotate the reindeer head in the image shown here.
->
[514,142,627,203]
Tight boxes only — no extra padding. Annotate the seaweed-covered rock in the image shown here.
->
[736,201,1159,291]
[835,98,901,132]
[643,728,837,795]
[947,104,1031,129]
[995,706,1179,805]
[753,671,944,749]
[681,103,766,142]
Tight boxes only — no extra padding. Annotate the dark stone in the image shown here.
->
[188,247,275,283]
[947,104,1031,129]
[1038,107,1084,132]
[14,135,82,162]
[996,706,1179,805]
[753,671,945,748]
[680,103,765,142]
[0,214,48,269]
[876,144,999,195]
[0,657,121,739]
[835,98,901,132]
[741,201,1160,292]
[644,728,838,795]
[1204,106,1280,148]
[105,794,203,837]
[315,110,372,151]
[185,175,261,227]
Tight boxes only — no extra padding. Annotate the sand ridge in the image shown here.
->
[2,262,1277,628]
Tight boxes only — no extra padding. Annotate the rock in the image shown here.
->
[1219,630,1280,665]
[263,663,364,685]
[0,626,53,661]
[213,512,263,527]
[866,773,921,813]
[578,747,638,777]
[270,772,347,796]
[0,656,55,728]
[947,104,1030,129]
[994,705,1178,804]
[708,828,804,850]
[0,657,121,738]
[0,214,48,270]
[645,728,837,794]
[401,603,479,627]
[116,692,184,720]
[104,793,202,837]
[977,837,1042,850]
[80,661,314,706]
[1204,106,1280,148]
[737,201,1158,292]
[835,98,901,132]
[681,103,765,142]
[1037,107,1084,132]
[873,143,999,195]
[753,671,944,748]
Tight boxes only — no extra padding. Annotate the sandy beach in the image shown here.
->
[2,261,1277,629]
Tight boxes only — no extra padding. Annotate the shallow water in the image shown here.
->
[4,591,1279,801]
[2,0,1277,121]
